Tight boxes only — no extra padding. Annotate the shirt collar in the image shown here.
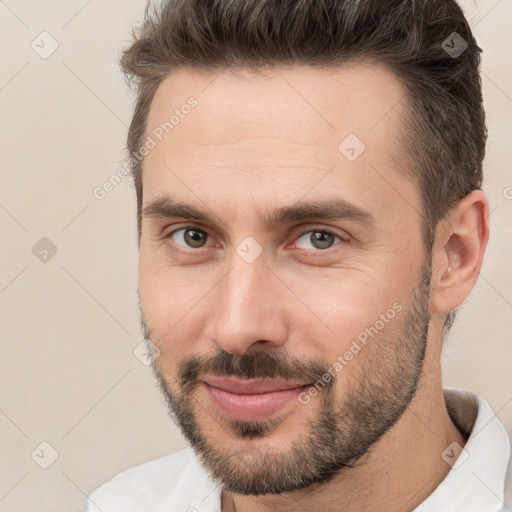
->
[414,387,511,511]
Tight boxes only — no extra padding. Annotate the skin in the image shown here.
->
[138,63,489,512]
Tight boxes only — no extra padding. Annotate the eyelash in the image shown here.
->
[165,224,347,255]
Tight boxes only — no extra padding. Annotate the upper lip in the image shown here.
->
[201,376,309,394]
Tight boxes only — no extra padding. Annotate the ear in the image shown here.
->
[430,190,490,315]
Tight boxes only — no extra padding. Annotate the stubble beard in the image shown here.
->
[143,264,432,495]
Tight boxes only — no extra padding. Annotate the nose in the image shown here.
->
[206,254,288,355]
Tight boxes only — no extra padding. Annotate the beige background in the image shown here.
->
[0,1,511,510]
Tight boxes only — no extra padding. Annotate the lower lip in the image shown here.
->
[203,382,308,421]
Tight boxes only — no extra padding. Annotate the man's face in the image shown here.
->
[138,64,431,493]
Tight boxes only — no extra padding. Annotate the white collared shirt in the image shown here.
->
[86,388,512,512]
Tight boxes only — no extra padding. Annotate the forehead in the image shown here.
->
[146,62,407,150]
[141,63,418,227]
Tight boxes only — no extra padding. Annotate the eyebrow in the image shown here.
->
[143,196,375,230]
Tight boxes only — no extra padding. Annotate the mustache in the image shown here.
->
[175,349,332,392]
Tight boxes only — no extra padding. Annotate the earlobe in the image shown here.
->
[431,190,490,315]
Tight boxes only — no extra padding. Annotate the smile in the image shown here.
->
[201,376,310,421]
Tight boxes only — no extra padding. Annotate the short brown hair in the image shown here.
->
[120,0,486,329]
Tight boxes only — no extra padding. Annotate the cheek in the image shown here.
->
[138,260,213,358]
[286,270,407,359]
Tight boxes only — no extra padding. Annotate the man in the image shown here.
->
[87,0,511,510]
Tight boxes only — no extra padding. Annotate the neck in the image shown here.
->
[222,357,465,512]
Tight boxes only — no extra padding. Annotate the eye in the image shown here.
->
[166,226,345,254]
[294,229,343,250]
[169,226,210,249]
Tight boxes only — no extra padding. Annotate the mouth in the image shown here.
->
[200,376,311,422]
